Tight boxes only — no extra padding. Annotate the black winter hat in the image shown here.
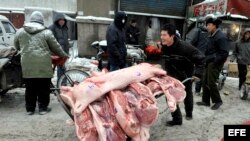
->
[114,11,127,29]
[205,16,222,26]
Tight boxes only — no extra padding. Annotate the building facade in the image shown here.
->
[0,0,205,56]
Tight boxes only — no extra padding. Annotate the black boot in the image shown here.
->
[196,101,210,106]
[211,102,223,110]
[166,120,182,126]
[185,113,193,120]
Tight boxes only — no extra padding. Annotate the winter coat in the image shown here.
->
[14,22,68,78]
[185,27,209,54]
[106,22,127,66]
[231,29,250,65]
[161,37,205,81]
[49,13,69,54]
[205,29,229,66]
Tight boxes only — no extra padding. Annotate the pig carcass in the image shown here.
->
[65,63,166,114]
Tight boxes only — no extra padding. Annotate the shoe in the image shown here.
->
[195,92,200,96]
[39,107,52,115]
[211,102,222,110]
[26,111,34,115]
[185,116,193,120]
[166,120,182,126]
[196,101,210,107]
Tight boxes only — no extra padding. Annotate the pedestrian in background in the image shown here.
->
[186,21,209,96]
[14,11,68,115]
[106,11,128,71]
[126,19,140,45]
[161,23,205,126]
[197,16,229,110]
[230,28,250,90]
[49,12,70,82]
[145,20,154,46]
[145,20,161,59]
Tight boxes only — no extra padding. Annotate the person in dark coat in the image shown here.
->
[49,12,69,81]
[230,28,250,90]
[126,19,140,45]
[186,21,209,95]
[161,23,205,126]
[197,16,229,110]
[106,11,128,71]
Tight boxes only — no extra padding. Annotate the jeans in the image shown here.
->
[57,65,66,83]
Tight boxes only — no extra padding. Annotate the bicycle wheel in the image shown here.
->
[57,69,89,88]
[55,89,74,120]
[240,83,249,100]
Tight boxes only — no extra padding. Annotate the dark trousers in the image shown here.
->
[171,80,193,121]
[24,78,51,112]
[237,64,248,90]
[195,80,202,93]
[109,63,127,71]
[202,62,223,104]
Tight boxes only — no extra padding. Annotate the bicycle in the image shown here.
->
[50,55,90,120]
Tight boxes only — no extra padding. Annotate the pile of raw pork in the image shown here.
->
[60,63,186,141]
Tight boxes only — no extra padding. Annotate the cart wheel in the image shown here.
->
[217,74,226,91]
[240,83,248,100]
[57,69,89,88]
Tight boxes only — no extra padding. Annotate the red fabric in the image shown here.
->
[145,45,161,55]
[51,56,67,66]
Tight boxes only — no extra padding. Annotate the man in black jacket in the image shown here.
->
[106,11,128,71]
[196,16,229,110]
[161,23,205,126]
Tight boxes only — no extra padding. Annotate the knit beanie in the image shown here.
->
[30,11,44,25]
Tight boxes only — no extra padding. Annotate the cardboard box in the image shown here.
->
[228,63,238,77]
[246,66,250,84]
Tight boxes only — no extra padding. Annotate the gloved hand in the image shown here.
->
[192,76,200,82]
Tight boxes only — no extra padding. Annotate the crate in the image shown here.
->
[228,63,238,77]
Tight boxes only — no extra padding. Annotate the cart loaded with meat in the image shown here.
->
[60,63,187,141]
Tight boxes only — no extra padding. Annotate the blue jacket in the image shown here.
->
[205,29,229,65]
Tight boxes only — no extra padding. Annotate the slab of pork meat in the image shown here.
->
[75,108,99,141]
[128,83,158,127]
[89,96,126,141]
[149,76,186,112]
[109,90,141,138]
[60,86,99,141]
[150,76,186,102]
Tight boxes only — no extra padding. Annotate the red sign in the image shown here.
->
[193,0,227,17]
[227,0,250,18]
